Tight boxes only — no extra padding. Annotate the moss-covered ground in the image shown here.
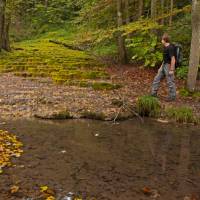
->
[0,31,119,90]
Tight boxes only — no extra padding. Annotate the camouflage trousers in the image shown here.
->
[151,63,176,98]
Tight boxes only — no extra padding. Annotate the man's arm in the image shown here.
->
[170,56,176,71]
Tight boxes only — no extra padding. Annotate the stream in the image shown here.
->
[0,118,200,200]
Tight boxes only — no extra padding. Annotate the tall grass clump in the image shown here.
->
[136,95,161,117]
[165,106,198,123]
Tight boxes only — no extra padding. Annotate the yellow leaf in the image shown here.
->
[40,185,48,192]
[46,196,55,200]
[10,185,19,194]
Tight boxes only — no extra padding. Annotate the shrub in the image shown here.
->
[176,66,188,80]
[127,32,163,67]
[165,106,197,123]
[136,95,161,117]
[179,88,190,97]
[179,88,200,98]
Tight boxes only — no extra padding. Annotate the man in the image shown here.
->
[151,33,176,101]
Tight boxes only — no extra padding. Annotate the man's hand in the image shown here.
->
[169,70,174,75]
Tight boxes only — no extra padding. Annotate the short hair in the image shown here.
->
[162,33,171,43]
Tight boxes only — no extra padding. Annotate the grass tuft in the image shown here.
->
[136,95,161,117]
[165,106,198,123]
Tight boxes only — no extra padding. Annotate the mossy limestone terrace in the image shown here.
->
[0,38,118,90]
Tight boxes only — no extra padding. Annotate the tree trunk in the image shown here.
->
[0,0,6,51]
[0,0,10,52]
[124,0,130,24]
[44,0,48,8]
[117,0,127,64]
[2,13,11,51]
[151,0,157,20]
[160,0,165,25]
[169,0,173,26]
[138,0,144,18]
[187,0,200,92]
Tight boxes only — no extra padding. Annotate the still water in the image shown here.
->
[0,119,200,200]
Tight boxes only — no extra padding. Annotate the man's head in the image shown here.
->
[161,33,170,46]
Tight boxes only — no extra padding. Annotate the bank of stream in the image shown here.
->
[0,118,200,200]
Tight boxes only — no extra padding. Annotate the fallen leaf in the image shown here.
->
[40,185,48,192]
[46,196,55,200]
[142,187,152,195]
[10,185,19,194]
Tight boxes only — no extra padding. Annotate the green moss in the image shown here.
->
[0,35,107,86]
[14,72,33,77]
[165,106,198,123]
[79,81,90,87]
[51,70,109,82]
[92,82,121,90]
[81,71,109,79]
[51,111,72,120]
[136,95,161,117]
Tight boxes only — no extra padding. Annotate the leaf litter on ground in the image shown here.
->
[0,130,23,174]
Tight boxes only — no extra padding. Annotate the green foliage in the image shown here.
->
[179,88,200,98]
[91,41,117,57]
[165,13,192,58]
[127,32,162,67]
[136,95,161,117]
[165,106,197,123]
[176,66,188,79]
[179,88,190,97]
[2,0,194,77]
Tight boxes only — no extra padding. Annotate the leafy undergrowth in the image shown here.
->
[0,130,23,174]
[0,34,119,90]
[179,88,200,98]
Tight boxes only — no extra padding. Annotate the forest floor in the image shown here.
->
[0,66,200,121]
[0,36,199,121]
[0,66,200,120]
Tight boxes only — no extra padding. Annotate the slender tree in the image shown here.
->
[169,0,174,26]
[151,0,157,19]
[160,0,165,24]
[138,0,144,18]
[117,0,127,64]
[187,0,200,91]
[0,0,10,51]
[124,0,130,24]
[44,0,48,8]
[0,0,6,51]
